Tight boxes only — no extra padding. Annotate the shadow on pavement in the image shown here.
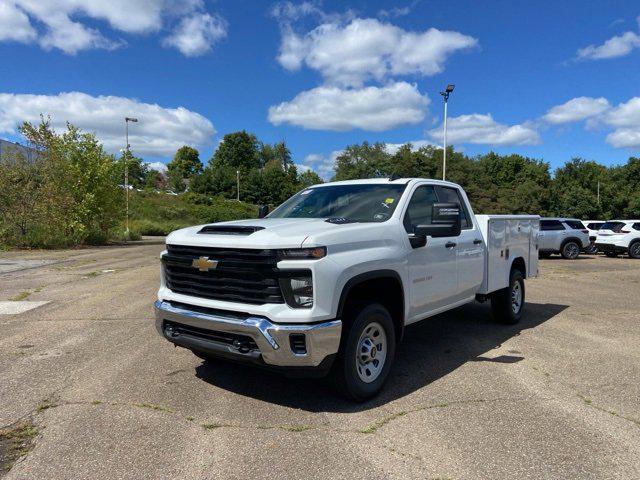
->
[195,301,568,413]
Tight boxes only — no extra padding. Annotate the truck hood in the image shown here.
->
[166,218,397,250]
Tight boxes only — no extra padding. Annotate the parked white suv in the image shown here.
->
[155,178,539,400]
[538,218,590,259]
[583,220,606,254]
[595,220,640,259]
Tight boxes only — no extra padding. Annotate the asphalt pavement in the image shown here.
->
[1,243,639,479]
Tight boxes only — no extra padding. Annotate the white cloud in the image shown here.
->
[301,151,341,179]
[577,17,640,60]
[276,17,477,86]
[603,97,640,148]
[162,12,227,56]
[145,161,168,173]
[0,0,224,55]
[384,140,433,154]
[0,91,215,157]
[543,97,611,124]
[428,114,540,146]
[268,82,429,131]
[0,2,36,43]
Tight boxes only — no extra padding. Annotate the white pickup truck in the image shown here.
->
[155,178,539,400]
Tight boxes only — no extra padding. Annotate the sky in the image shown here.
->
[0,0,639,179]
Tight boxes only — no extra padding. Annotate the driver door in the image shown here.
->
[403,185,459,321]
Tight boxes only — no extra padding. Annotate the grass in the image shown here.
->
[9,291,31,301]
[279,424,312,433]
[36,399,57,412]
[202,422,227,430]
[361,411,407,434]
[134,402,174,413]
[0,421,38,473]
[128,191,257,236]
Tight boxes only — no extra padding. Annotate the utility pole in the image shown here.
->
[439,84,455,181]
[236,170,240,201]
[597,181,600,205]
[124,117,138,236]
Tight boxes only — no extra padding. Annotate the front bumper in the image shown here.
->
[154,300,342,368]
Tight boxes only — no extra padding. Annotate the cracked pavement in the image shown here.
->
[1,244,639,479]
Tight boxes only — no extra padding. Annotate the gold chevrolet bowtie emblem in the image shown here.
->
[192,256,218,272]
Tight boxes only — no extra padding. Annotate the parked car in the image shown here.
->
[595,220,640,259]
[154,178,540,400]
[583,220,606,254]
[538,218,590,259]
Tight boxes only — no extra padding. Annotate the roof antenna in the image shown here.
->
[389,172,401,181]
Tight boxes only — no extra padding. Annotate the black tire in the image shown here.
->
[561,241,580,259]
[584,243,598,255]
[629,241,640,259]
[491,269,525,325]
[538,251,551,259]
[332,303,396,402]
[605,251,618,258]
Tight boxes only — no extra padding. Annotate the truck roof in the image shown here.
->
[309,178,462,189]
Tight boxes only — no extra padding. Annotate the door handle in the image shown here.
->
[473,239,482,245]
[445,241,457,248]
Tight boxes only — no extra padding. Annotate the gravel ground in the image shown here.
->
[0,244,638,479]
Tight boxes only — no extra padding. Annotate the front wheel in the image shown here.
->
[561,241,580,259]
[332,303,396,402]
[491,269,525,325]
[629,241,640,259]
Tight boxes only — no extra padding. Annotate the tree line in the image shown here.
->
[2,119,638,249]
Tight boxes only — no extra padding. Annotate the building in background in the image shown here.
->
[0,138,37,162]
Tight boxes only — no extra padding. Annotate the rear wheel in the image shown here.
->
[629,241,640,259]
[561,241,580,259]
[491,269,525,325]
[332,303,396,401]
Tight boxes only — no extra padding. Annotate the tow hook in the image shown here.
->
[232,339,251,354]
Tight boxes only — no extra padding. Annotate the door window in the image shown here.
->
[540,220,565,231]
[434,186,472,229]
[564,220,586,229]
[403,186,438,233]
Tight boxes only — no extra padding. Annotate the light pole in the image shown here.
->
[439,84,455,181]
[124,117,138,235]
[236,170,240,201]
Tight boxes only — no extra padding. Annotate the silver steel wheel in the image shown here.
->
[564,242,580,259]
[511,281,522,314]
[356,321,387,383]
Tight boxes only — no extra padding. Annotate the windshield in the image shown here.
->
[269,184,407,222]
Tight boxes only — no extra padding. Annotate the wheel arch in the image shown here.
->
[510,256,527,278]
[337,270,405,343]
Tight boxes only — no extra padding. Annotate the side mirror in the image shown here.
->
[258,205,269,218]
[415,202,462,238]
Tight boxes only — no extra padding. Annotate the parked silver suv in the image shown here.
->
[538,218,590,259]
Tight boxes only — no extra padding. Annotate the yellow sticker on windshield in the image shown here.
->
[385,198,395,204]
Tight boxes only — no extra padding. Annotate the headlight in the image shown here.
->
[278,247,326,260]
[280,274,314,308]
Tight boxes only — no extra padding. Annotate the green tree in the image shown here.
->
[299,170,323,188]
[167,146,203,192]
[211,131,260,170]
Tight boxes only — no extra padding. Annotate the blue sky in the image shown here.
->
[0,0,639,178]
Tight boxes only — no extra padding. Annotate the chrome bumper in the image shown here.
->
[154,300,342,367]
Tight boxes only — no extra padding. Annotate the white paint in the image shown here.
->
[0,301,49,314]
